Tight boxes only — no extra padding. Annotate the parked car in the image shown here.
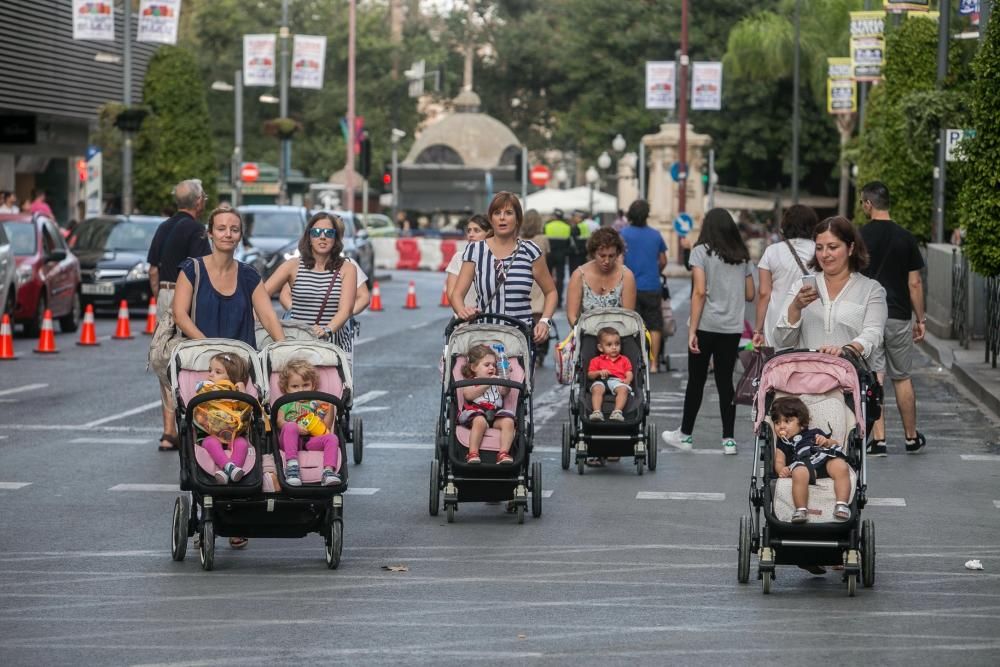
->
[361,212,397,237]
[1,213,82,335]
[237,205,308,278]
[70,215,161,312]
[0,222,17,319]
[277,209,375,288]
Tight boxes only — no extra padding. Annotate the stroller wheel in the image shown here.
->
[647,423,657,471]
[325,519,343,569]
[862,519,875,588]
[429,459,440,516]
[446,503,456,524]
[846,572,857,597]
[635,455,644,476]
[531,462,543,518]
[561,424,571,470]
[199,520,215,571]
[761,570,772,594]
[171,495,190,562]
[737,515,752,584]
[515,503,525,525]
[352,417,364,464]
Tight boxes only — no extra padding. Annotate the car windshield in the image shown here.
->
[1,222,36,255]
[246,211,304,237]
[74,219,157,252]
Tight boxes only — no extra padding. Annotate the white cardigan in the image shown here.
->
[773,272,887,361]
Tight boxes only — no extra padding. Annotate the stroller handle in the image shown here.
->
[444,312,533,338]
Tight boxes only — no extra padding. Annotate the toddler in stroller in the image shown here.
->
[458,344,516,465]
[275,358,341,486]
[193,352,253,484]
[586,327,634,422]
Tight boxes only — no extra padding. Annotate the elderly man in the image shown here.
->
[147,179,210,452]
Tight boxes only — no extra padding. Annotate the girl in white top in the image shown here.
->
[753,205,817,348]
[445,214,491,309]
[773,216,887,364]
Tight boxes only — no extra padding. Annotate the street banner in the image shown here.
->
[958,0,980,15]
[645,61,676,110]
[243,34,276,87]
[85,147,103,217]
[827,57,856,114]
[72,0,115,41]
[136,0,181,45]
[883,0,930,11]
[850,11,886,81]
[691,62,723,110]
[291,35,327,89]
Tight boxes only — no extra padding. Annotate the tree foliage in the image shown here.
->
[134,46,218,214]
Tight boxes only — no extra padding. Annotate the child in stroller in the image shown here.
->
[458,344,515,465]
[193,352,253,484]
[587,327,634,422]
[275,358,341,486]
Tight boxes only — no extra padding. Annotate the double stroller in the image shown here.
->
[739,349,882,596]
[430,313,542,524]
[169,335,353,570]
[561,307,656,475]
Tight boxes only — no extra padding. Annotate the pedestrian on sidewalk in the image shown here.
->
[859,181,927,456]
[620,200,667,372]
[662,208,755,455]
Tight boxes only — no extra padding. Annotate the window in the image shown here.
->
[1,223,36,255]
[415,144,463,165]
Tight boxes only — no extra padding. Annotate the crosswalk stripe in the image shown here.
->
[352,406,390,414]
[71,437,150,445]
[637,491,725,501]
[108,484,178,492]
[0,482,31,490]
[0,383,48,397]
[345,487,379,495]
[867,497,907,507]
[960,454,1000,462]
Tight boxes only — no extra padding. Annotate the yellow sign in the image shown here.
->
[827,79,858,114]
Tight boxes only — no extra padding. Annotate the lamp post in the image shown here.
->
[212,72,243,207]
[391,128,406,224]
[122,0,133,215]
[585,165,599,215]
[278,0,290,204]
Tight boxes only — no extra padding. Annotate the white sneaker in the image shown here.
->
[661,428,693,450]
[722,439,738,455]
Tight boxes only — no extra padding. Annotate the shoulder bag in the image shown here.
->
[148,258,201,380]
[784,238,810,277]
[312,268,341,342]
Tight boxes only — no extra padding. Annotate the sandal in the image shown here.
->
[228,537,248,550]
[158,433,179,452]
[585,457,605,467]
[834,502,851,522]
[791,507,808,523]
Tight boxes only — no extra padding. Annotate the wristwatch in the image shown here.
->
[539,317,552,328]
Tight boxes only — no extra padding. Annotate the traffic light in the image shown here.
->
[358,132,371,179]
[382,163,392,188]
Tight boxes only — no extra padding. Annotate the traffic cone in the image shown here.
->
[33,309,58,354]
[77,304,100,346]
[143,297,157,335]
[404,281,419,309]
[369,281,383,311]
[112,300,133,339]
[0,313,16,360]
[439,283,450,307]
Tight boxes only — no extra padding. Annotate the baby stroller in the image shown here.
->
[561,307,656,475]
[430,313,541,524]
[739,349,881,596]
[257,322,364,465]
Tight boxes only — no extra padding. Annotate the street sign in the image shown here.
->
[240,162,260,183]
[673,212,694,236]
[670,162,687,183]
[529,164,551,187]
[945,128,975,162]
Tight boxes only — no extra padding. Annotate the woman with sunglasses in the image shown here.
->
[264,212,357,349]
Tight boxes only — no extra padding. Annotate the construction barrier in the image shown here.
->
[372,237,467,272]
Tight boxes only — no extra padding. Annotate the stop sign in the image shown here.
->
[240,163,260,183]
[529,164,551,187]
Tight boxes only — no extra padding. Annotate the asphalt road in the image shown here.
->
[1,269,999,666]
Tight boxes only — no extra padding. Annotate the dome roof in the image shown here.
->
[403,94,521,169]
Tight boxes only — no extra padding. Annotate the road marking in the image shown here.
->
[80,401,161,428]
[367,442,433,450]
[994,500,1000,510]
[867,497,907,507]
[353,390,388,407]
[71,437,150,445]
[533,382,571,425]
[637,491,725,501]
[108,484,178,492]
[0,383,48,397]
[353,406,390,414]
[0,424,162,433]
[960,454,1000,462]
[542,490,553,498]
[0,398,19,403]
[345,487,379,495]
[407,320,435,330]
[0,482,32,490]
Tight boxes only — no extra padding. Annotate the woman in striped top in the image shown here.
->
[264,212,357,349]
[450,192,557,343]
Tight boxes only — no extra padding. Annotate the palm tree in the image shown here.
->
[725,0,863,215]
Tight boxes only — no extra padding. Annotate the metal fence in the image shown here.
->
[951,249,970,348]
[986,276,1000,368]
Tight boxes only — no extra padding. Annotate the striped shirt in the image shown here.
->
[462,239,542,326]
[288,259,352,350]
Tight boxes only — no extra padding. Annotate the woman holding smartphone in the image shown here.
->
[772,216,887,361]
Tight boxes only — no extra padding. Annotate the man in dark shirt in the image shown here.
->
[859,181,926,456]
[147,179,210,451]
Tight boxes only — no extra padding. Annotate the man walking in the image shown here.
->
[859,181,926,456]
[147,179,210,452]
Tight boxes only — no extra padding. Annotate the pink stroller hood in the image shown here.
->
[753,352,864,433]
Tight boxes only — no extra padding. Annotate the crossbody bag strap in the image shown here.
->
[191,257,201,326]
[485,241,522,310]
[784,238,810,276]
[314,268,341,326]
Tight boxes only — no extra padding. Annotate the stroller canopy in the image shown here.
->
[260,340,353,405]
[169,338,266,393]
[446,322,532,387]
[576,307,645,339]
[753,352,865,434]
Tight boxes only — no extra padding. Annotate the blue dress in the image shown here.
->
[180,257,261,348]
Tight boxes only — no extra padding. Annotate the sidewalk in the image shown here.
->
[920,331,1000,419]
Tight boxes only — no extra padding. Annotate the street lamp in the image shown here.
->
[259,94,280,104]
[597,151,612,171]
[585,165,599,215]
[612,133,627,153]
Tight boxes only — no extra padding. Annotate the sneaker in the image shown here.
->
[661,428,693,450]
[867,440,888,457]
[321,467,341,486]
[904,431,926,454]
[609,410,625,422]
[224,462,244,483]
[722,439,738,455]
[589,410,604,421]
[285,460,302,486]
[213,469,228,484]
[497,451,514,464]
[466,451,481,464]
[791,507,808,524]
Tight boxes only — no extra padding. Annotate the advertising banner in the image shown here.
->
[85,147,103,217]
[958,0,980,15]
[645,61,676,110]
[72,0,115,41]
[691,62,723,110]
[884,0,930,11]
[827,57,856,114]
[291,35,327,89]
[243,34,276,87]
[136,0,181,45]
[850,11,886,81]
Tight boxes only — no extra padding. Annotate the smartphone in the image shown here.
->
[802,274,818,290]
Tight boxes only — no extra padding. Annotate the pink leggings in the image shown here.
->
[279,422,340,471]
[202,436,249,469]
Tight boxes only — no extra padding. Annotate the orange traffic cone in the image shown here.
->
[439,283,450,307]
[112,300,133,339]
[77,304,100,346]
[0,313,16,360]
[370,281,383,311]
[143,297,157,335]
[404,281,419,309]
[33,309,58,354]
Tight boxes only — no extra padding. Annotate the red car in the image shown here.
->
[0,213,82,336]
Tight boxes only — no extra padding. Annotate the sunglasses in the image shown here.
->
[310,228,337,239]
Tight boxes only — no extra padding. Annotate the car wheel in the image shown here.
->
[59,291,81,333]
[23,294,45,338]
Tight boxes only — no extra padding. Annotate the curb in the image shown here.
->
[920,334,1000,419]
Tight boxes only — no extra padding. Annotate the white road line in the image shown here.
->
[354,337,374,346]
[366,442,433,450]
[542,490,553,498]
[407,320,435,330]
[0,424,162,433]
[960,454,1000,462]
[867,497,907,507]
[533,382,571,425]
[71,437,150,445]
[80,401,161,428]
[345,487,379,495]
[637,491,726,501]
[108,484,178,492]
[353,406,390,414]
[0,482,32,490]
[0,398,19,403]
[352,390,388,407]
[994,500,1000,510]
[0,383,48,397]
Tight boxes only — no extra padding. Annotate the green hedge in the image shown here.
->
[134,46,217,214]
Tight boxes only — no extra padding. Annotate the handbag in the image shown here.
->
[733,346,773,406]
[148,258,200,380]
[555,330,576,385]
